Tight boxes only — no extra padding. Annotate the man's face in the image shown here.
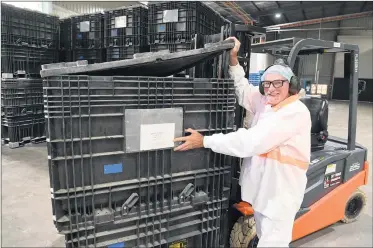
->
[263,73,290,106]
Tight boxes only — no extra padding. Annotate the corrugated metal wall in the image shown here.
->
[51,1,141,18]
[339,16,373,36]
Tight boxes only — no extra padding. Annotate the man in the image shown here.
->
[173,37,311,247]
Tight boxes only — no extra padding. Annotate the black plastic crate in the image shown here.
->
[1,44,58,74]
[52,170,230,233]
[40,40,234,78]
[104,5,148,48]
[1,33,58,49]
[150,43,192,53]
[150,43,216,78]
[70,13,104,49]
[1,78,43,106]
[1,3,59,49]
[44,76,236,241]
[148,1,224,45]
[58,49,71,63]
[59,18,72,51]
[106,46,149,61]
[149,43,193,77]
[59,19,72,62]
[1,114,45,143]
[44,76,236,191]
[2,105,44,118]
[63,200,229,248]
[66,49,106,64]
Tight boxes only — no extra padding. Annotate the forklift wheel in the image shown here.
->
[230,215,258,248]
[341,188,367,224]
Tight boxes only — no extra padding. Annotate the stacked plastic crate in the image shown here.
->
[58,18,72,63]
[104,5,149,61]
[1,79,45,148]
[148,1,224,52]
[148,1,225,77]
[1,3,58,147]
[1,3,59,77]
[62,13,105,64]
[42,44,235,247]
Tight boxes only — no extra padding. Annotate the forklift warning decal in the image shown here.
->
[169,239,187,248]
[349,162,361,172]
[311,156,325,165]
[325,163,337,175]
[324,172,342,189]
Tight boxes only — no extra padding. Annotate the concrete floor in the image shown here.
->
[1,101,372,247]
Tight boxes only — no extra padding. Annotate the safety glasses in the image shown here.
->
[261,80,288,88]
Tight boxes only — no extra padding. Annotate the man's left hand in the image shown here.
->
[173,128,204,151]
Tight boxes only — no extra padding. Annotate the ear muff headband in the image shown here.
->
[259,59,301,96]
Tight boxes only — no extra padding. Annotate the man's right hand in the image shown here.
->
[226,36,241,66]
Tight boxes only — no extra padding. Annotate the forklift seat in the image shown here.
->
[300,97,329,151]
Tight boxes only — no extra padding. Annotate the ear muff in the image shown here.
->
[289,75,301,95]
[259,59,300,96]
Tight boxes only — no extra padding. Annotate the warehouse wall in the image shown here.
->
[266,22,339,95]
[3,1,43,12]
[332,16,373,102]
[265,16,373,98]
[51,1,141,18]
[3,1,140,17]
[334,35,373,79]
[338,16,373,36]
[334,16,373,79]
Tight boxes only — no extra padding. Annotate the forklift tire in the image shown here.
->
[341,188,367,224]
[230,215,258,248]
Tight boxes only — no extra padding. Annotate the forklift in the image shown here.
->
[225,37,370,247]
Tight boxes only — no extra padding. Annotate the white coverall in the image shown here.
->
[203,64,311,247]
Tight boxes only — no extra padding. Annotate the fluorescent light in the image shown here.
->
[275,13,281,18]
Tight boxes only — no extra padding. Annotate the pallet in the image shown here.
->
[2,136,46,148]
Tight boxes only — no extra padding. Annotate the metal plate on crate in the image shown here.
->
[40,40,234,77]
[125,108,183,153]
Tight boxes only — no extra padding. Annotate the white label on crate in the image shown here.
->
[80,21,90,32]
[333,42,341,48]
[140,123,175,151]
[52,215,56,221]
[115,16,127,28]
[325,163,336,175]
[48,155,51,160]
[163,9,178,23]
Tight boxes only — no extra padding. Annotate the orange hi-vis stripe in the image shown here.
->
[259,148,309,170]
